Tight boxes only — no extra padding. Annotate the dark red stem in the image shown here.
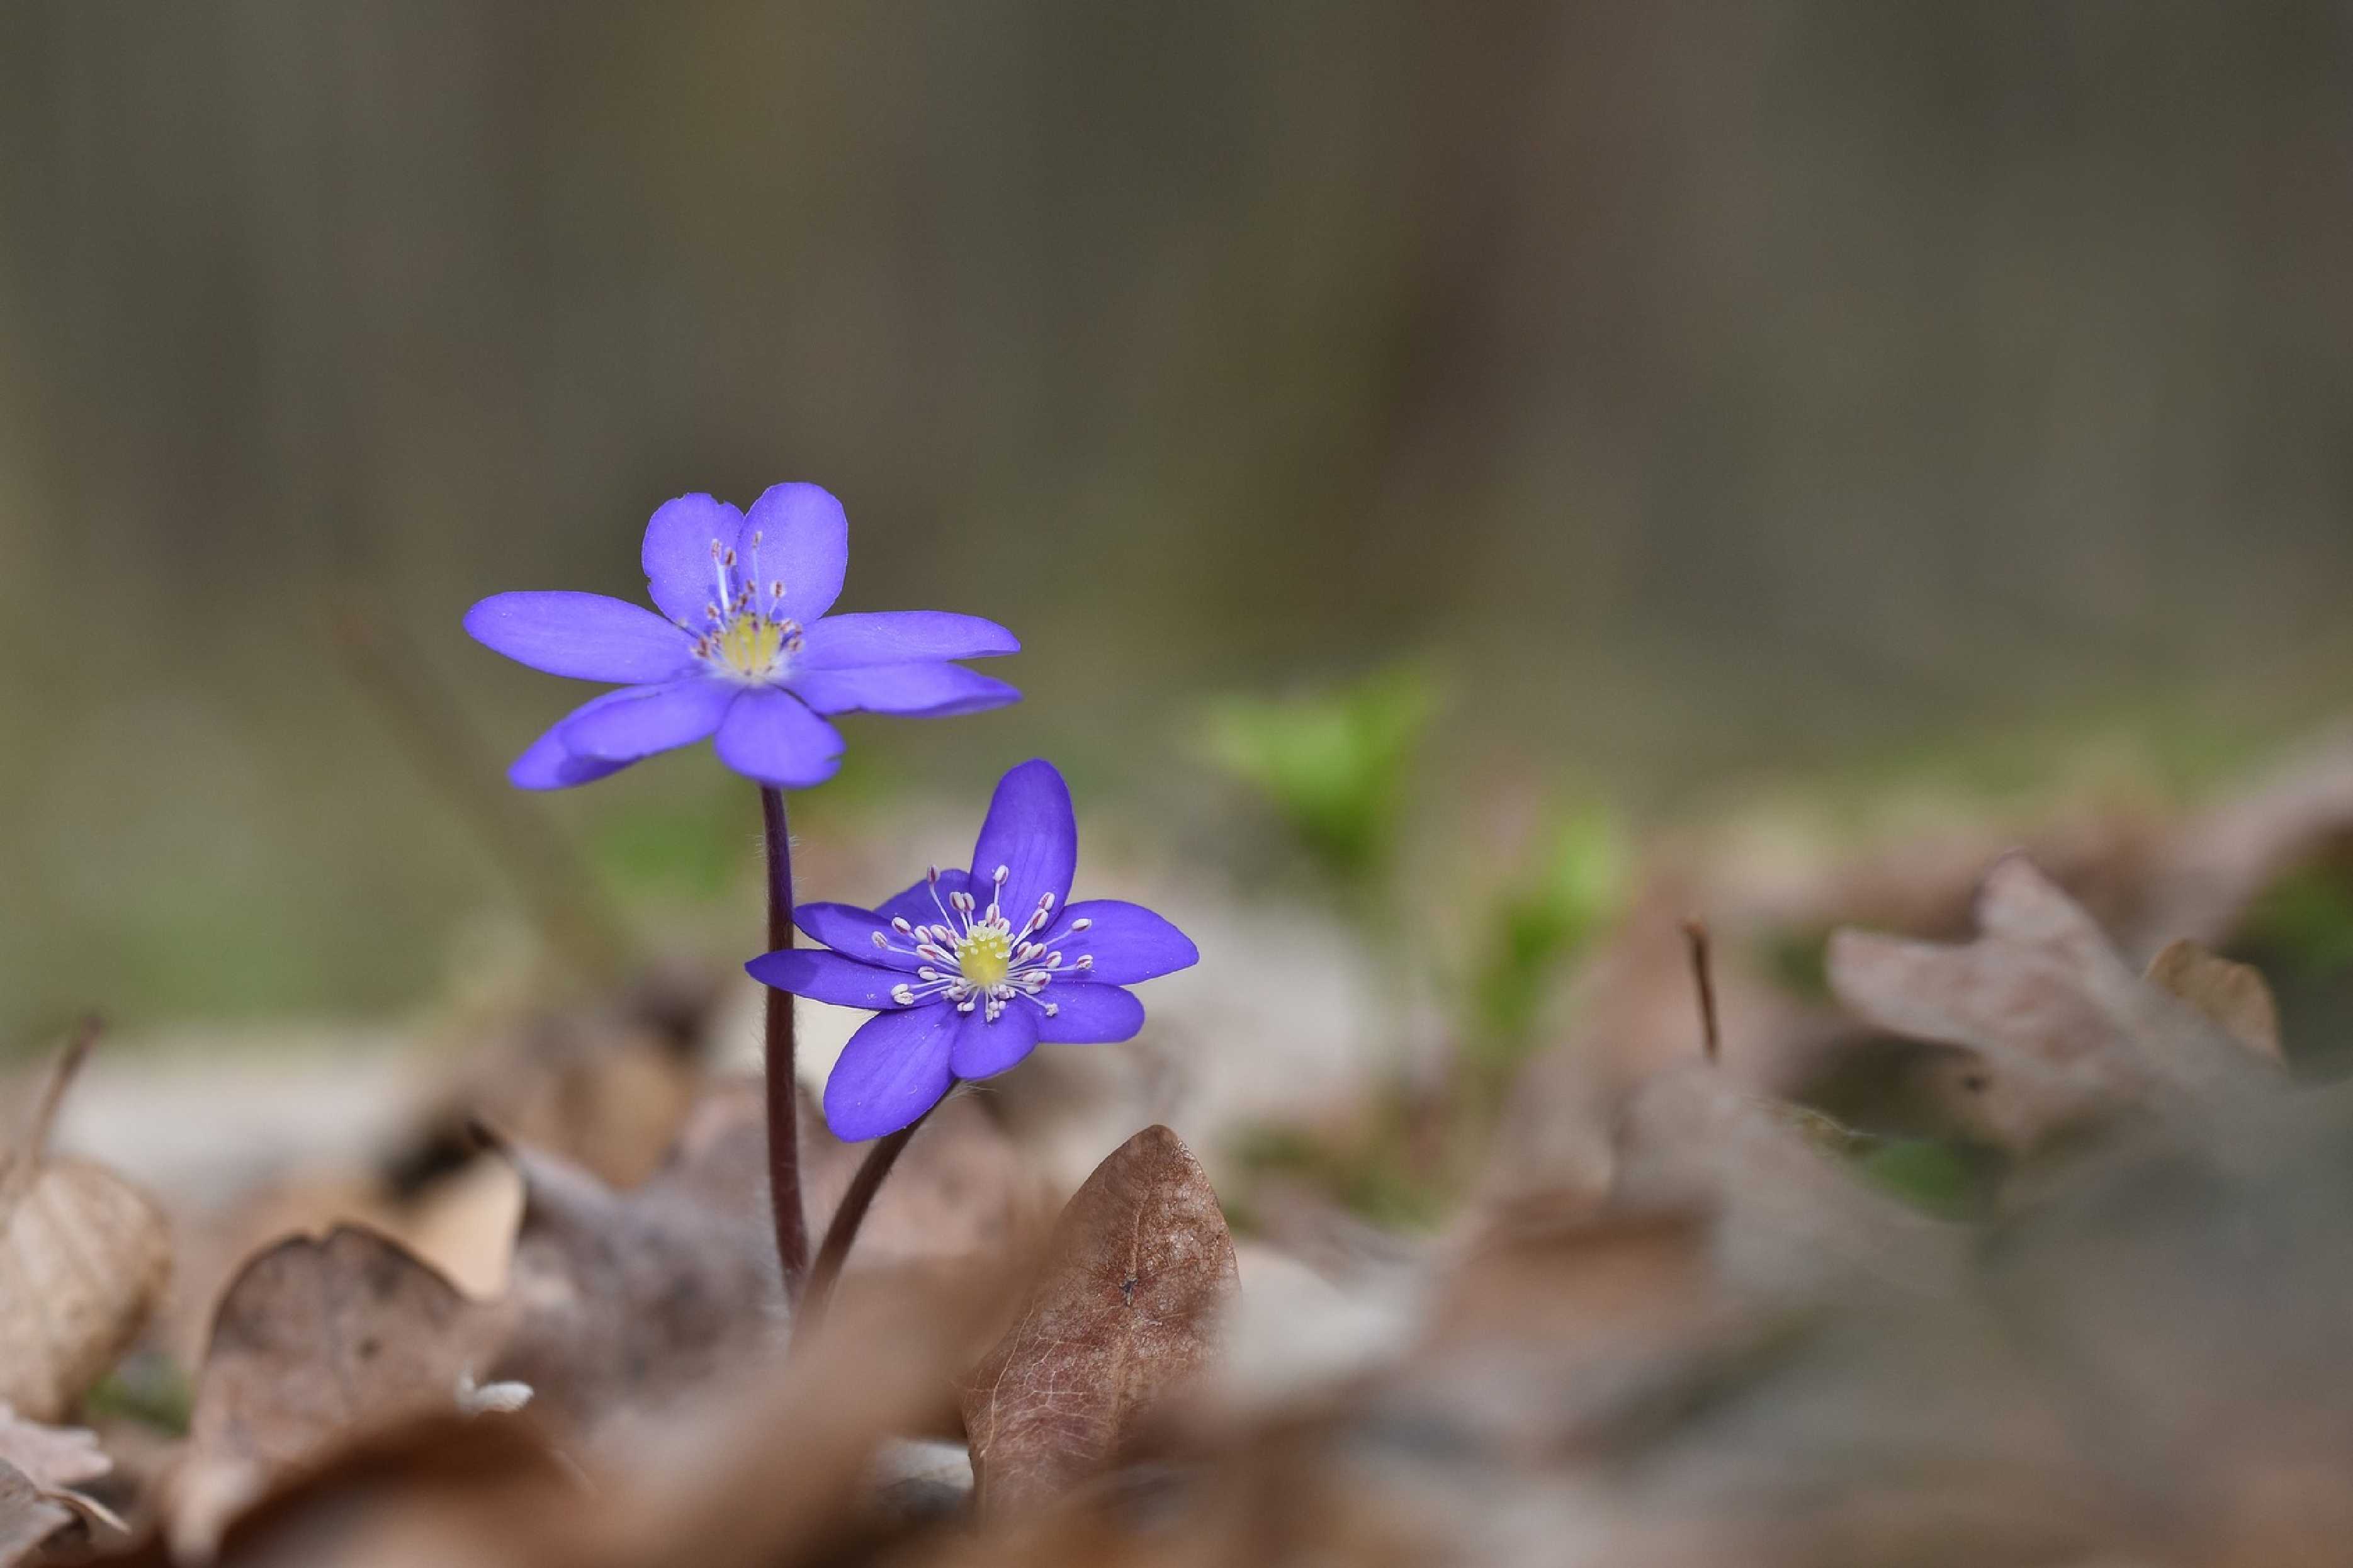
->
[762,786,810,1297]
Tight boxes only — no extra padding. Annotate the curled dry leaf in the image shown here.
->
[0,1461,71,1568]
[1827,853,2283,1151]
[482,1123,779,1443]
[963,1125,1239,1517]
[0,1405,121,1566]
[0,1026,171,1423]
[2143,939,2283,1062]
[172,1224,511,1561]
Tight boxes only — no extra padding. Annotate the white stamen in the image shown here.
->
[1070,917,1093,932]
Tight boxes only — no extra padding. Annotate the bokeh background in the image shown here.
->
[5,2,2353,1042]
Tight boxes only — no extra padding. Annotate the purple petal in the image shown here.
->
[1049,900,1199,984]
[744,948,909,1010]
[712,687,845,789]
[794,902,922,971]
[742,483,849,625]
[948,1005,1040,1080]
[1034,982,1146,1044]
[874,870,975,930]
[464,592,694,683]
[640,494,745,627]
[799,611,1020,670]
[970,759,1077,927]
[823,1006,957,1141]
[791,662,1021,718]
[507,688,643,791]
[556,678,735,761]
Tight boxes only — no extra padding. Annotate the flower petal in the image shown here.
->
[556,678,736,761]
[507,688,644,791]
[640,493,745,627]
[1049,900,1199,984]
[744,948,910,1010]
[822,1006,957,1141]
[798,611,1020,670]
[949,1005,1040,1080]
[874,870,975,930]
[969,759,1077,925]
[1034,983,1146,1044]
[794,902,922,971]
[791,662,1021,718]
[742,483,849,625]
[464,592,695,683]
[711,687,846,789]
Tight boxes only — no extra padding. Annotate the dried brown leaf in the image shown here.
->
[2143,939,2283,1062]
[0,1029,171,1422]
[1483,884,1828,1211]
[1608,1064,1966,1304]
[172,1224,511,1559]
[799,1086,1051,1268]
[425,964,721,1190]
[482,1125,778,1441]
[1827,853,2282,1150]
[963,1125,1238,1516]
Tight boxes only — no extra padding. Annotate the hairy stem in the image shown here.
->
[798,1104,934,1336]
[762,786,810,1296]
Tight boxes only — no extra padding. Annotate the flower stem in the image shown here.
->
[797,1104,934,1336]
[761,786,810,1297]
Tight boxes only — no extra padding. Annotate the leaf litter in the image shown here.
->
[25,733,2353,1564]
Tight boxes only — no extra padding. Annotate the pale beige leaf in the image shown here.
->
[0,1404,108,1492]
[0,1032,171,1422]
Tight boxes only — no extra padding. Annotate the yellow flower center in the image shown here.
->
[716,611,787,679]
[956,927,1013,988]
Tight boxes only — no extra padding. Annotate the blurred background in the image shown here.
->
[4,1,2353,1042]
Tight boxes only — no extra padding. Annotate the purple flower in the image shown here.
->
[748,760,1199,1141]
[464,485,1020,789]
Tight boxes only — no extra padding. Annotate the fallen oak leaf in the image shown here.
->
[962,1125,1239,1517]
[169,1224,512,1561]
[0,1021,171,1423]
[2143,939,2283,1062]
[1827,854,2282,1151]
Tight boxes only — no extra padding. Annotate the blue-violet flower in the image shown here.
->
[748,760,1199,1140]
[465,485,1020,789]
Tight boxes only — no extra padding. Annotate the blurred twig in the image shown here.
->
[1681,918,1719,1064]
[330,600,633,980]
